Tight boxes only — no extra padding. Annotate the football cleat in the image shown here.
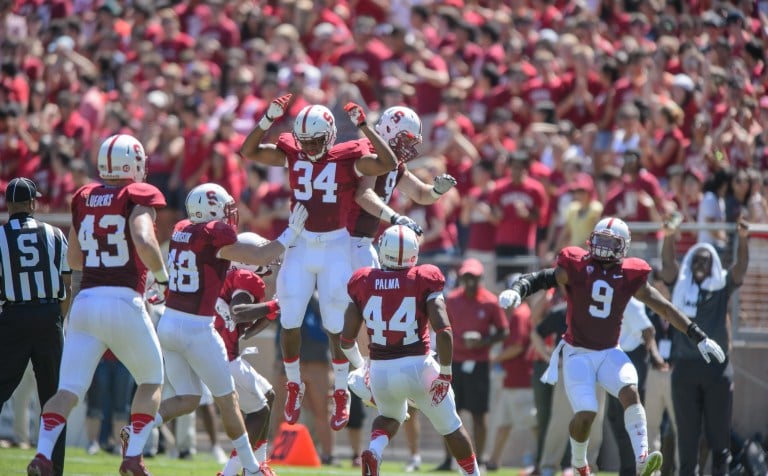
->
[361,450,381,476]
[119,455,151,476]
[27,453,54,476]
[259,461,277,476]
[637,450,663,476]
[330,389,351,431]
[284,381,305,424]
[573,465,591,476]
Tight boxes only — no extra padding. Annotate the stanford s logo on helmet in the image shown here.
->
[589,217,631,262]
[375,106,422,162]
[293,105,337,161]
[186,183,238,227]
[378,224,420,269]
[97,134,147,183]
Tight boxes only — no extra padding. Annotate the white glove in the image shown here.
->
[697,338,726,364]
[433,174,457,195]
[277,203,308,248]
[215,297,235,332]
[391,213,423,235]
[498,289,521,309]
[258,94,292,129]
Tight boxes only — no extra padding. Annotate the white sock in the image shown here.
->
[126,414,157,457]
[570,437,589,468]
[624,403,649,461]
[255,440,268,462]
[369,431,390,458]
[233,433,259,472]
[37,413,67,459]
[332,359,349,390]
[222,453,242,476]
[284,358,301,384]
[154,413,164,426]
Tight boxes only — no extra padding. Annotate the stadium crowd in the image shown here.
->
[2,0,768,475]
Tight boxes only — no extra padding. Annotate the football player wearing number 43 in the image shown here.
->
[29,134,169,476]
[146,183,308,476]
[498,217,725,476]
[240,94,399,431]
[341,225,481,476]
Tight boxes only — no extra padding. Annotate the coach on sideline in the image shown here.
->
[0,177,71,476]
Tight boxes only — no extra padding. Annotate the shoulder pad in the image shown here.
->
[125,183,167,208]
[416,264,445,289]
[557,246,588,268]
[276,133,300,155]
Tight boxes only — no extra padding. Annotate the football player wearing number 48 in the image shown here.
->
[240,94,399,431]
[341,225,481,476]
[497,217,725,476]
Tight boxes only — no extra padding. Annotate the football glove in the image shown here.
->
[498,289,521,309]
[215,297,236,332]
[344,102,367,127]
[429,374,452,406]
[697,338,726,364]
[433,174,457,195]
[391,213,423,236]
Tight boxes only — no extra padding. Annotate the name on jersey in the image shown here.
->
[86,193,113,207]
[172,230,192,243]
[375,278,401,290]
[499,192,533,208]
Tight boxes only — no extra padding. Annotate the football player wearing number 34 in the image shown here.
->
[341,225,481,476]
[497,217,725,476]
[240,94,398,431]
[29,134,169,476]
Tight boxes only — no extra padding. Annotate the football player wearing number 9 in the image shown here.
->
[240,94,398,431]
[28,134,169,476]
[497,217,725,476]
[148,183,307,476]
[341,225,481,476]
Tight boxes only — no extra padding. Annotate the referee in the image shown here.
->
[0,177,70,476]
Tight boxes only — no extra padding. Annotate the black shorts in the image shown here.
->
[451,361,490,414]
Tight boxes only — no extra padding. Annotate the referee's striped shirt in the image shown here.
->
[0,213,70,303]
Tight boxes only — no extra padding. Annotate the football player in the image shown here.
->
[213,232,280,476]
[498,217,725,476]
[349,106,458,269]
[28,134,169,476]
[240,95,398,431]
[149,183,307,476]
[340,225,481,476]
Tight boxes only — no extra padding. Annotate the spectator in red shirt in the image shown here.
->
[461,160,499,290]
[642,101,685,181]
[199,0,240,49]
[335,16,388,110]
[439,258,509,471]
[53,90,91,159]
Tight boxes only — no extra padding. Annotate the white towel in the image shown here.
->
[540,340,566,385]
[671,242,727,319]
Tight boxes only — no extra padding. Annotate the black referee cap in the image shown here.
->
[6,177,42,203]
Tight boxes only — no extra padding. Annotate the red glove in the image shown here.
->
[265,299,280,321]
[429,374,452,406]
[344,102,367,127]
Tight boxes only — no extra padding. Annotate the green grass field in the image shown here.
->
[0,447,540,476]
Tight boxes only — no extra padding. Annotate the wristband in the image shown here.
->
[440,365,452,376]
[430,187,443,199]
[380,208,397,224]
[153,268,169,284]
[258,115,274,131]
[341,342,365,369]
[276,227,299,248]
[686,322,707,343]
[265,300,280,320]
[358,121,368,128]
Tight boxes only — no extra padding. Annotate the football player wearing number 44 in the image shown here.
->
[29,134,169,476]
[498,217,726,476]
[341,225,481,476]
[240,94,400,432]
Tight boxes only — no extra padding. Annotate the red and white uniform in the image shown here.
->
[213,269,273,413]
[157,219,238,398]
[276,134,369,334]
[346,265,462,435]
[554,246,651,412]
[60,183,166,400]
[347,162,406,270]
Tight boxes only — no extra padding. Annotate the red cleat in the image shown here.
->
[27,453,54,476]
[330,389,350,431]
[119,455,151,476]
[259,461,277,476]
[574,466,591,476]
[361,450,381,476]
[284,381,305,424]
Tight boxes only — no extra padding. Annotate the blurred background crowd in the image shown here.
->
[2,0,768,472]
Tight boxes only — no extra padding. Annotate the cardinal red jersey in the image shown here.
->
[347,161,406,238]
[72,182,166,293]
[557,246,651,350]
[277,133,367,233]
[165,219,238,316]
[214,269,266,361]
[347,264,445,360]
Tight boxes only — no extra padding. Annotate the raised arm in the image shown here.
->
[397,169,457,205]
[730,219,750,286]
[498,266,568,309]
[344,103,398,176]
[659,223,680,285]
[239,94,292,167]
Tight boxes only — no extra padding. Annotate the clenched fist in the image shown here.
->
[344,102,367,127]
[433,174,457,195]
[259,94,292,130]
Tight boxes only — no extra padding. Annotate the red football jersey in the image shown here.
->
[72,182,167,293]
[214,269,266,361]
[347,264,445,360]
[557,246,651,350]
[165,219,238,316]
[277,133,367,233]
[347,162,406,238]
